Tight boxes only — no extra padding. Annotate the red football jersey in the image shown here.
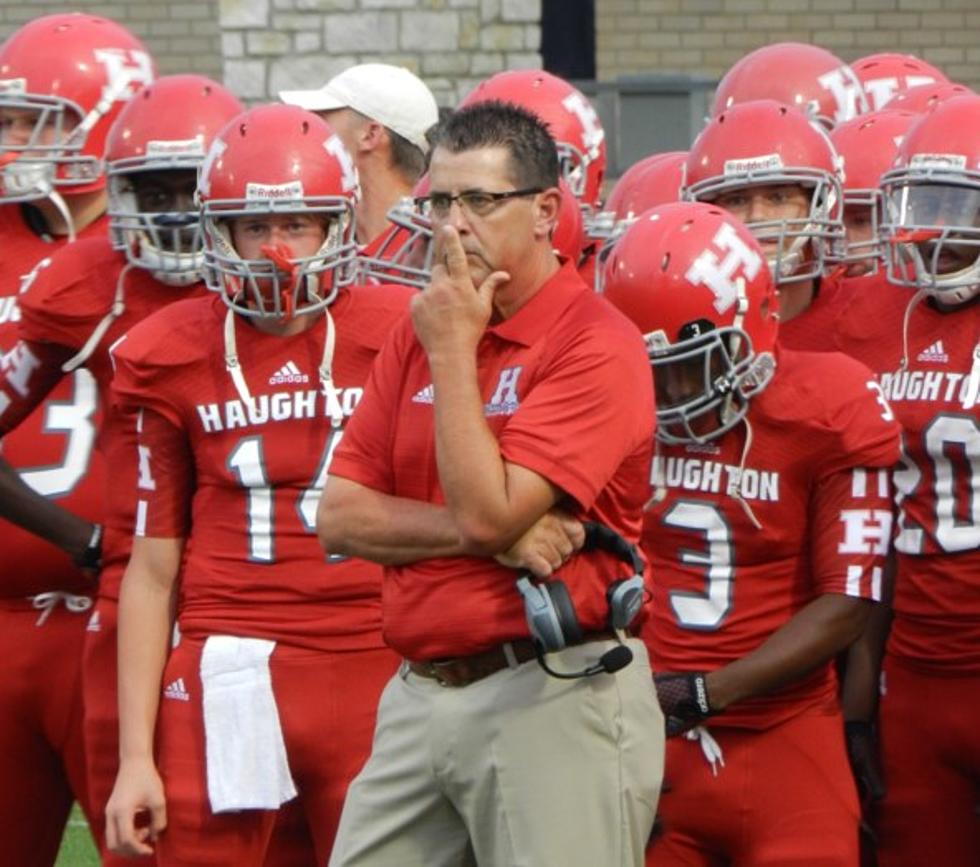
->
[111,287,413,652]
[0,204,107,596]
[12,235,211,598]
[831,275,980,671]
[777,268,850,352]
[331,261,655,660]
[641,347,901,729]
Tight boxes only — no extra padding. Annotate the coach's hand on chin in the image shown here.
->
[105,756,167,857]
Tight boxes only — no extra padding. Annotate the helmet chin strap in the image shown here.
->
[222,304,344,429]
[62,263,131,372]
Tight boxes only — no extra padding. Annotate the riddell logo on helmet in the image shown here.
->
[723,154,783,176]
[246,181,304,201]
[146,136,205,157]
[0,78,26,95]
[909,154,967,171]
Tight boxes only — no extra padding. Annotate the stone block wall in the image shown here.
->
[0,0,223,81]
[220,0,542,107]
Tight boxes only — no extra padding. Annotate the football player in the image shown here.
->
[104,104,413,865]
[828,109,918,280]
[825,94,980,867]
[0,74,242,863]
[683,99,848,350]
[0,14,153,864]
[603,201,900,866]
[591,151,686,292]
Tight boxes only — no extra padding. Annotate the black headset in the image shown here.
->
[515,522,645,680]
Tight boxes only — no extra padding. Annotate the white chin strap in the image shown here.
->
[62,264,131,372]
[222,306,344,429]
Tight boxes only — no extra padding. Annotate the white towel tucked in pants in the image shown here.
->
[200,635,297,812]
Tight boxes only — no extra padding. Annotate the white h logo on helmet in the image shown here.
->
[684,222,762,313]
[93,49,154,106]
[324,135,359,195]
[561,92,604,153]
[816,66,866,123]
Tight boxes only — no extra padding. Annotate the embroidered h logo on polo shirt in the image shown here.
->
[484,365,522,416]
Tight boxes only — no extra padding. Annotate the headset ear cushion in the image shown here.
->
[607,575,645,631]
[545,580,583,645]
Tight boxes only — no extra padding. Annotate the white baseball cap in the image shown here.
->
[279,63,439,154]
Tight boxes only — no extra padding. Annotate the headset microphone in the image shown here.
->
[533,642,634,680]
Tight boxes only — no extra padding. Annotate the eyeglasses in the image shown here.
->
[415,187,543,219]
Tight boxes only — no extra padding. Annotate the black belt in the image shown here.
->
[407,629,619,688]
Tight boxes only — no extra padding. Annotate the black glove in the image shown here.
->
[653,671,714,737]
[845,720,886,804]
[73,523,103,574]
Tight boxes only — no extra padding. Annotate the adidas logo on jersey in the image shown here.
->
[86,610,101,632]
[268,361,309,386]
[412,383,435,404]
[163,678,190,702]
[916,340,948,364]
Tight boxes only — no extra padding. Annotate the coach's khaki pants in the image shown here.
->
[329,637,664,867]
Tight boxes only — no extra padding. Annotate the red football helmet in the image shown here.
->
[880,80,973,114]
[592,152,687,292]
[604,151,686,222]
[460,70,606,208]
[712,42,868,129]
[0,13,155,201]
[603,202,778,444]
[358,173,432,290]
[552,178,585,263]
[685,100,844,285]
[880,94,980,305]
[829,109,918,275]
[106,75,243,286]
[850,52,948,112]
[198,104,360,318]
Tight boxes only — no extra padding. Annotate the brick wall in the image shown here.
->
[596,0,980,91]
[219,0,542,107]
[0,0,223,81]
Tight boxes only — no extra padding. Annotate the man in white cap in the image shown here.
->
[280,63,439,248]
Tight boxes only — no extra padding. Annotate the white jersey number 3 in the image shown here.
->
[18,369,99,498]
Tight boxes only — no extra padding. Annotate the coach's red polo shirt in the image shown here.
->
[330,260,654,659]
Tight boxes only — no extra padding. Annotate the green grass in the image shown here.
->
[55,804,99,867]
